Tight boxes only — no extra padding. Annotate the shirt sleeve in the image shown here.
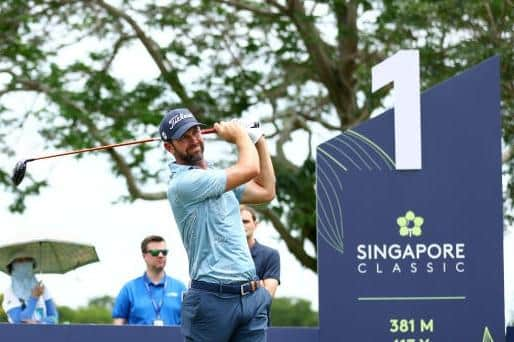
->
[233,184,246,202]
[7,297,38,323]
[178,281,187,325]
[172,169,227,203]
[2,287,21,314]
[43,299,58,324]
[41,287,58,324]
[112,285,130,319]
[180,281,187,302]
[171,278,187,303]
[42,286,52,301]
[3,287,47,324]
[262,249,281,284]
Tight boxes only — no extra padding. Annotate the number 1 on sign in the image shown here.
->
[372,50,422,170]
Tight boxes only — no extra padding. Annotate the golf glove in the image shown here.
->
[230,119,263,144]
[247,124,263,144]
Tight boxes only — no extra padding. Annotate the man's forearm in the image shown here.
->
[225,133,260,191]
[113,318,127,325]
[235,134,260,175]
[253,137,276,198]
[263,278,279,297]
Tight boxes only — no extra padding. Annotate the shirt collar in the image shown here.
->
[169,162,195,174]
[169,161,214,175]
[143,272,166,286]
[250,239,261,257]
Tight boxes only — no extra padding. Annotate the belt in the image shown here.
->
[191,280,260,296]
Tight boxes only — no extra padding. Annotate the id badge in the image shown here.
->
[153,319,164,326]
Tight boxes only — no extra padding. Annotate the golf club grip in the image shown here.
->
[201,127,216,134]
[200,121,259,134]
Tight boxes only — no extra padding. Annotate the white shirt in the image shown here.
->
[2,286,52,323]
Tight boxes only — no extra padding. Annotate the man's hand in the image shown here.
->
[21,319,39,324]
[247,125,263,144]
[230,119,263,144]
[31,282,44,298]
[220,120,260,191]
[248,121,264,145]
[214,121,249,144]
[262,279,279,297]
[113,318,127,325]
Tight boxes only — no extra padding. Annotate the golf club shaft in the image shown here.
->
[28,127,217,162]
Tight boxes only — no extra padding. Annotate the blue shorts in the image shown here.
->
[181,285,271,341]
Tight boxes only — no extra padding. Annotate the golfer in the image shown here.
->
[160,108,276,341]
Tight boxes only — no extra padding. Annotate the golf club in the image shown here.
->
[12,122,259,186]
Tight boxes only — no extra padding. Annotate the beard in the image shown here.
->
[174,142,204,164]
[153,264,165,272]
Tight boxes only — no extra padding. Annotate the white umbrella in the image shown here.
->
[0,239,99,274]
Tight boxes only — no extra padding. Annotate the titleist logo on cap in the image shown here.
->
[168,112,194,129]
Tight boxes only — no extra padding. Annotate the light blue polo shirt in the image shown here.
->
[112,273,186,325]
[167,162,257,283]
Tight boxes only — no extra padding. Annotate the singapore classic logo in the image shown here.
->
[356,210,465,274]
[397,210,424,237]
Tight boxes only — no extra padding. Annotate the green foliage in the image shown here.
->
[274,158,317,250]
[58,296,114,324]
[0,293,7,322]
[87,295,114,311]
[58,305,112,324]
[271,297,318,327]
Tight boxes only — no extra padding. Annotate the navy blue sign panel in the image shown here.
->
[317,56,503,341]
[0,325,319,341]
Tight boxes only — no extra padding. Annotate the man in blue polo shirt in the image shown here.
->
[112,235,186,326]
[160,108,276,341]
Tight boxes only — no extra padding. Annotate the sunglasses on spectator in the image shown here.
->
[242,219,251,224]
[146,249,169,257]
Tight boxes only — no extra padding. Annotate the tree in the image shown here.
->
[58,296,114,324]
[0,293,7,322]
[87,295,114,312]
[271,297,318,326]
[0,0,512,271]
[58,305,112,324]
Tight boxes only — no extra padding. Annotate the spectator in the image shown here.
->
[240,206,280,297]
[112,235,186,326]
[2,253,58,324]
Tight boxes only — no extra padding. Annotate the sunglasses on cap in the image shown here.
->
[146,249,169,257]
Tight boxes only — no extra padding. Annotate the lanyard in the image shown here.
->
[144,275,167,320]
